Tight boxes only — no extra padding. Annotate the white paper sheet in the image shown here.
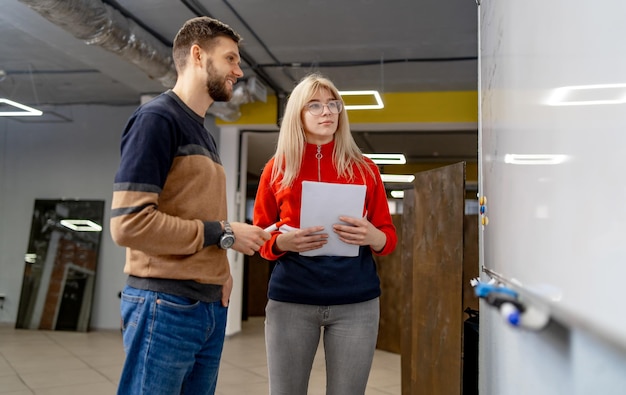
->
[299,181,366,257]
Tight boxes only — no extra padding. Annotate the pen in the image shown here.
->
[264,217,291,232]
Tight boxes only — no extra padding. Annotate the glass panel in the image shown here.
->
[15,199,104,332]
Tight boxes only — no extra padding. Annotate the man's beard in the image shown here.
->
[206,60,232,102]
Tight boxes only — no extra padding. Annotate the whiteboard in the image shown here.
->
[479,0,626,347]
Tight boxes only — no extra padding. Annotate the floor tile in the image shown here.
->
[0,317,401,394]
[0,374,31,393]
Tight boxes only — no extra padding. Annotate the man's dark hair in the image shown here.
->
[172,17,242,72]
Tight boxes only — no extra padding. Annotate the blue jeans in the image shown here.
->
[265,298,380,395]
[117,285,227,395]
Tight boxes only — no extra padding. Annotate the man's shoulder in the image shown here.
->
[137,93,176,115]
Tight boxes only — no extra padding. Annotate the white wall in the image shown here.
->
[219,126,244,336]
[478,1,626,393]
[0,104,243,332]
[0,105,132,329]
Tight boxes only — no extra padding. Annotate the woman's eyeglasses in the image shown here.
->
[305,100,343,115]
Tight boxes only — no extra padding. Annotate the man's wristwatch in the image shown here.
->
[219,221,236,249]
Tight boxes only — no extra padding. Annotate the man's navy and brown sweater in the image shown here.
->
[110,90,228,302]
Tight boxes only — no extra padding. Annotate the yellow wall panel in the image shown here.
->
[216,91,478,125]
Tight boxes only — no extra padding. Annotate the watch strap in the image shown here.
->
[222,220,233,234]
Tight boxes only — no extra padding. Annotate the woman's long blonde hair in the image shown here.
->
[271,73,375,189]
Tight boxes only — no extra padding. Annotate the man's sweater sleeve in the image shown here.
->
[110,111,207,256]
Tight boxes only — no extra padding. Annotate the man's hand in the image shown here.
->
[230,222,271,255]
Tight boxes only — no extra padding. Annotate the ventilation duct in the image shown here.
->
[19,0,177,88]
[207,76,267,122]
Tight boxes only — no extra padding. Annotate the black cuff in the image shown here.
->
[203,221,223,248]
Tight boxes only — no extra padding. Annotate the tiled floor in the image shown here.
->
[0,317,401,394]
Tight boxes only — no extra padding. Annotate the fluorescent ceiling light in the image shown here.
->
[60,219,103,232]
[0,98,43,116]
[339,90,384,110]
[380,174,415,183]
[504,154,569,165]
[10,110,72,123]
[390,190,405,199]
[546,83,626,106]
[364,153,406,164]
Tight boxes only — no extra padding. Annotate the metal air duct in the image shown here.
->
[19,0,177,88]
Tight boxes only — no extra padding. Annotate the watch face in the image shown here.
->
[220,234,235,249]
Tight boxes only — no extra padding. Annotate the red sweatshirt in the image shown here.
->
[253,140,398,305]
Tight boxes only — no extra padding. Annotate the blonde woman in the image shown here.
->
[254,73,398,395]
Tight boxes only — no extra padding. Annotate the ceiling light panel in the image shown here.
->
[380,174,415,183]
[0,98,43,116]
[339,90,384,110]
[364,153,406,164]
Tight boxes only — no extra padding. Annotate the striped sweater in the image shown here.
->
[110,91,229,300]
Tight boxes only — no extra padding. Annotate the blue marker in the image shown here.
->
[500,302,522,326]
[474,282,518,299]
[500,301,549,330]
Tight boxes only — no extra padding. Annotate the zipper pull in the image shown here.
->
[316,145,322,181]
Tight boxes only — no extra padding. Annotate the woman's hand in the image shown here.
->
[334,216,387,252]
[275,226,328,253]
